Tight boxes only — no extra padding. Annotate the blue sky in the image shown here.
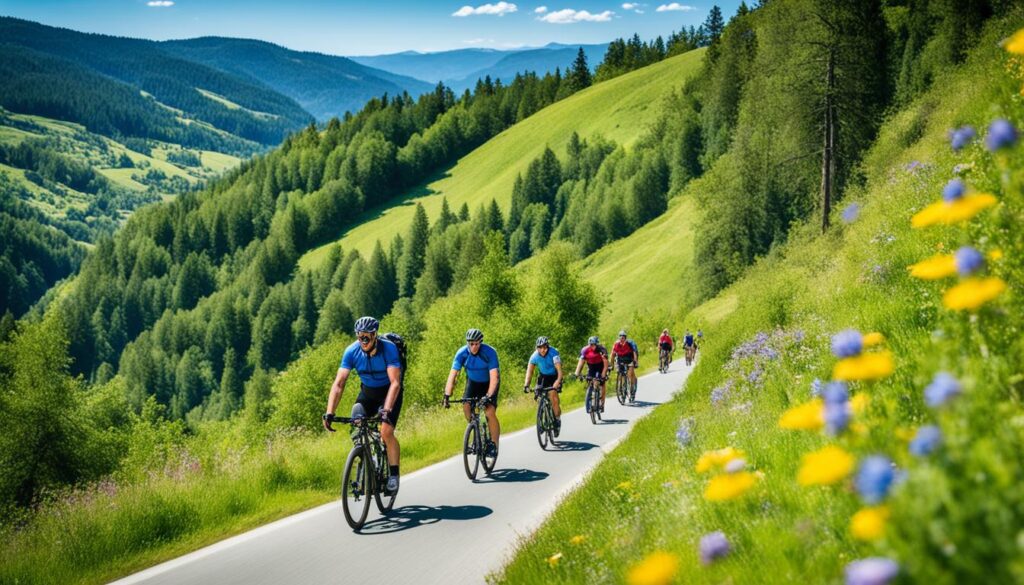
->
[0,0,744,55]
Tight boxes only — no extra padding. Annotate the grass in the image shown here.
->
[299,48,706,267]
[196,88,280,120]
[0,384,587,585]
[493,20,1024,584]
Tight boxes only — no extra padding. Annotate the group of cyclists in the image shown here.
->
[321,316,702,497]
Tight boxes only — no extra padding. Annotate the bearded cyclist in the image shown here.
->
[574,336,609,412]
[612,331,638,399]
[658,329,674,365]
[322,316,403,494]
[443,328,501,458]
[523,336,564,436]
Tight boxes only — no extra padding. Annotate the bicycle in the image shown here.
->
[659,348,670,373]
[577,374,605,425]
[685,344,696,366]
[525,384,558,450]
[614,359,630,405]
[335,414,397,530]
[453,396,498,480]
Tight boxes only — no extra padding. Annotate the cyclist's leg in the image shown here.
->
[629,363,637,388]
[541,374,561,418]
[381,391,402,467]
[484,402,500,445]
[461,379,476,422]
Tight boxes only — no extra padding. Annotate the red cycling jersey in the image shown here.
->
[612,340,634,357]
[579,345,607,365]
[659,334,673,346]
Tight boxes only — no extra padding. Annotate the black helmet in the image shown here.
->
[536,336,549,347]
[466,328,484,342]
[588,335,599,345]
[354,316,379,333]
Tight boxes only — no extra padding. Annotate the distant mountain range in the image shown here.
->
[351,43,609,92]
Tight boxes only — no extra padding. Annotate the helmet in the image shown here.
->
[618,330,627,337]
[588,336,599,345]
[535,336,550,348]
[354,316,379,333]
[465,328,484,342]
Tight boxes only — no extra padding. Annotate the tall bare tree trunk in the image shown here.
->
[821,48,836,232]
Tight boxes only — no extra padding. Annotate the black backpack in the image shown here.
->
[379,332,408,384]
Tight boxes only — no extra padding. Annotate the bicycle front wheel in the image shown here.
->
[536,399,550,450]
[374,443,397,514]
[463,422,480,480]
[341,446,371,530]
[587,386,598,425]
[482,420,497,475]
[616,372,627,405]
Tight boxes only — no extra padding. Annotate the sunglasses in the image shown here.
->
[357,334,374,343]
[468,341,482,346]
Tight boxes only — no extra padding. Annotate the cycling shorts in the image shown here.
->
[464,378,500,408]
[356,382,403,427]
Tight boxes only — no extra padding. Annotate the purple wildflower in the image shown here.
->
[699,531,732,565]
[954,246,985,277]
[905,160,922,172]
[710,386,729,407]
[831,329,863,358]
[949,125,976,151]
[842,203,862,224]
[823,383,850,436]
[985,118,1018,151]
[942,179,966,203]
[855,456,896,504]
[793,330,806,343]
[676,419,693,447]
[909,425,942,456]
[810,378,823,398]
[924,372,962,408]
[823,382,849,404]
[845,558,899,585]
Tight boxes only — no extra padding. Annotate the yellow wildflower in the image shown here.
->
[570,535,587,546]
[862,332,885,347]
[547,552,563,567]
[779,399,824,430]
[851,506,890,541]
[695,447,745,473]
[989,249,1004,261]
[1005,28,1024,54]
[943,277,1007,310]
[895,427,916,442]
[616,480,634,491]
[850,393,870,415]
[911,193,997,228]
[797,445,854,486]
[833,351,895,381]
[627,551,679,585]
[704,471,758,501]
[908,254,957,280]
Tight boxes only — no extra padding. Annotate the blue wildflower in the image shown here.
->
[698,531,731,565]
[810,378,823,397]
[710,386,729,407]
[909,425,942,457]
[985,118,1018,151]
[842,203,861,224]
[831,330,863,358]
[924,372,962,408]
[949,125,975,151]
[845,558,899,585]
[822,382,851,435]
[823,382,849,404]
[954,246,985,277]
[855,456,896,504]
[905,160,923,172]
[676,419,693,447]
[942,179,966,203]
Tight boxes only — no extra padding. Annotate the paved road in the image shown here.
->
[113,362,692,585]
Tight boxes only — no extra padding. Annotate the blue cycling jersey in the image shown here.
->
[451,343,500,383]
[529,347,561,376]
[339,339,401,387]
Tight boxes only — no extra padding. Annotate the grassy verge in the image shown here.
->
[0,384,585,585]
[494,17,1024,585]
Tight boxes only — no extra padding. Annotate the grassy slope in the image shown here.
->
[495,20,1024,585]
[299,48,706,267]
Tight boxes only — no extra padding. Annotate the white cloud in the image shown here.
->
[538,9,614,23]
[622,2,645,13]
[452,2,518,17]
[462,38,496,44]
[622,2,637,9]
[656,3,696,11]
[534,5,548,13]
[146,0,174,6]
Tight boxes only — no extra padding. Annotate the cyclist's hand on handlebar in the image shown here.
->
[523,384,531,393]
[322,412,335,432]
[442,394,451,409]
[378,408,392,425]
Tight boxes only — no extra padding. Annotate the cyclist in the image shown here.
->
[523,336,564,436]
[658,329,674,365]
[443,328,501,458]
[574,335,609,412]
[684,330,696,364]
[612,330,638,398]
[322,316,403,494]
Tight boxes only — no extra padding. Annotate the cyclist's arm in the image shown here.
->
[326,367,351,416]
[523,362,535,388]
[444,368,460,397]
[487,368,499,397]
[554,361,563,387]
[574,357,584,377]
[383,366,401,412]
[601,354,609,377]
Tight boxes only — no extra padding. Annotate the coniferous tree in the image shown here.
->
[398,203,430,297]
[568,47,592,92]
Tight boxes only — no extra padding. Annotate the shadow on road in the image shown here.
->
[474,468,549,484]
[600,418,628,425]
[548,440,597,452]
[359,504,492,535]
[626,400,661,408]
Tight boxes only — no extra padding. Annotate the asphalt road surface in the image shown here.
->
[112,361,693,585]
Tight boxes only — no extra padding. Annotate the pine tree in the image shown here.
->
[569,47,592,92]
[398,203,429,297]
[315,289,353,344]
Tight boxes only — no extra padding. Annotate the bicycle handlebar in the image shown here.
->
[333,415,382,425]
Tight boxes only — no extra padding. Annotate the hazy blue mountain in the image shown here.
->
[349,48,513,83]
[162,37,434,120]
[448,43,609,91]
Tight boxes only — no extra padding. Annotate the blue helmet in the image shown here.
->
[588,336,599,345]
[466,328,484,342]
[354,316,379,334]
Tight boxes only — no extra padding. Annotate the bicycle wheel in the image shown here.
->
[545,401,557,446]
[341,446,371,530]
[481,420,497,475]
[373,443,397,514]
[536,398,549,450]
[587,386,598,425]
[463,422,480,480]
[616,371,627,405]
